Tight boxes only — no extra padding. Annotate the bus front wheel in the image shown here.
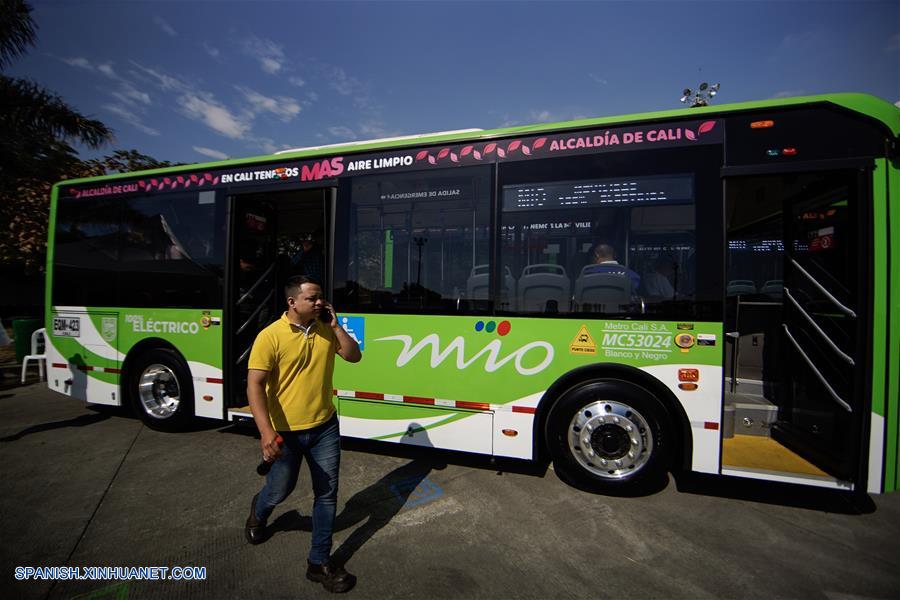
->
[128,348,194,431]
[546,380,669,493]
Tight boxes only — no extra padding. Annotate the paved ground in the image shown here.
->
[2,382,900,600]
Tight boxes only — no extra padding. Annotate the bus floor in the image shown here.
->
[721,434,828,478]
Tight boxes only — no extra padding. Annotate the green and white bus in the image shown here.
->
[45,93,899,494]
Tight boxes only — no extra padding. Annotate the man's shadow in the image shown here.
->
[268,425,444,566]
[330,456,440,566]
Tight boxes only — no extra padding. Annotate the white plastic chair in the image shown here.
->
[21,327,46,383]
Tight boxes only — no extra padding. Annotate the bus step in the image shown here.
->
[228,406,253,422]
[727,401,778,438]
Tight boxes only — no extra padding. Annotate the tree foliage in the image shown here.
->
[1,151,177,273]
[0,2,176,274]
[0,0,36,69]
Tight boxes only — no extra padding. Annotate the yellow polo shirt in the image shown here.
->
[248,312,338,431]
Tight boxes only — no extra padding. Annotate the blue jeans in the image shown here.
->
[255,414,341,565]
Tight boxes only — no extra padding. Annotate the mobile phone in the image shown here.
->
[319,306,333,324]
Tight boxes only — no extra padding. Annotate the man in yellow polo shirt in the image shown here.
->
[245,275,361,593]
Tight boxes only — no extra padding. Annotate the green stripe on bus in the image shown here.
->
[371,412,473,441]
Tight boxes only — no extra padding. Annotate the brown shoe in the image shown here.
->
[245,493,266,545]
[306,560,356,593]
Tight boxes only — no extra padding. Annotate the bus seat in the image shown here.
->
[760,279,783,299]
[518,264,569,313]
[466,265,518,310]
[727,280,757,296]
[574,270,631,313]
[466,265,490,301]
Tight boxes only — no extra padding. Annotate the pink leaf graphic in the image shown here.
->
[522,146,531,156]
[460,146,473,157]
[170,181,177,189]
[497,148,506,158]
[484,143,497,154]
[685,130,697,141]
[450,153,459,163]
[212,177,220,185]
[698,121,716,134]
[416,150,428,161]
[473,150,482,160]
[184,181,192,188]
[428,155,436,165]
[508,140,521,152]
[198,179,205,186]
[437,148,450,159]
[533,137,547,150]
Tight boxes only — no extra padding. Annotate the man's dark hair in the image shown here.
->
[285,275,321,299]
[592,243,616,262]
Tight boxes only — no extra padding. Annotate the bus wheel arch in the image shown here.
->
[535,364,692,492]
[122,339,194,431]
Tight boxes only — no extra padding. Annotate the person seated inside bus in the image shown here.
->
[642,255,677,302]
[291,233,325,283]
[582,243,641,291]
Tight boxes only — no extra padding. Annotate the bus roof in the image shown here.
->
[58,93,899,187]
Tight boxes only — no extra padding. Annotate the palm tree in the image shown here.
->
[0,0,113,183]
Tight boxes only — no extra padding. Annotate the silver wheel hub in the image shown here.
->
[138,363,181,419]
[567,400,653,479]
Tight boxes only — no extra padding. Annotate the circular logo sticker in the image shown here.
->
[674,333,695,349]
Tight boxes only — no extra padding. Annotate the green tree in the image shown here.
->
[0,2,176,276]
[0,0,113,186]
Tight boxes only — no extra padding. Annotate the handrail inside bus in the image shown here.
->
[236,289,274,337]
[784,287,855,366]
[781,324,852,413]
[237,263,276,306]
[789,258,857,319]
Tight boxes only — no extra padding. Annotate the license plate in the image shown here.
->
[53,317,81,337]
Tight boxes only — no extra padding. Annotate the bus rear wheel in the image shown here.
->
[129,348,194,431]
[546,380,669,493]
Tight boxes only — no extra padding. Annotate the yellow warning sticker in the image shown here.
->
[570,325,597,355]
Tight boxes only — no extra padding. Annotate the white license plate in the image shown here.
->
[53,317,81,337]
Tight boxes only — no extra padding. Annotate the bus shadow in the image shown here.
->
[673,471,876,514]
[340,437,551,480]
[0,412,110,443]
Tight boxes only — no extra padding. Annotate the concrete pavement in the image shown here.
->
[2,382,900,599]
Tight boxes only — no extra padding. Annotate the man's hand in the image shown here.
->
[324,301,362,363]
[261,430,283,462]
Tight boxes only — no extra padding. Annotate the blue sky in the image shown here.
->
[9,0,900,165]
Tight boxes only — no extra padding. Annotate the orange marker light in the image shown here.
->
[501,429,519,437]
[750,120,775,129]
[678,368,700,382]
[679,383,699,391]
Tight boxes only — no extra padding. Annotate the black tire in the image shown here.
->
[128,348,194,431]
[545,379,670,493]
